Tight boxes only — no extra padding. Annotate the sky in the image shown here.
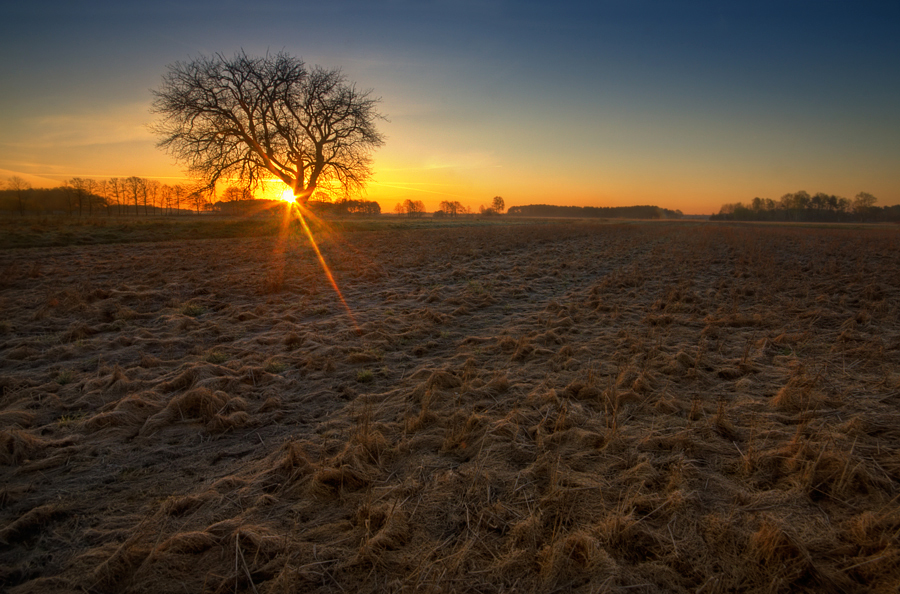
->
[1,1,898,215]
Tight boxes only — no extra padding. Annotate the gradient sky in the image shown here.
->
[1,1,898,214]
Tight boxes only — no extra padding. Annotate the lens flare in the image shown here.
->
[275,202,359,333]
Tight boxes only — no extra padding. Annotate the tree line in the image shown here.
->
[507,204,683,219]
[0,176,211,216]
[434,196,505,217]
[710,191,900,223]
[306,198,381,217]
[0,176,385,218]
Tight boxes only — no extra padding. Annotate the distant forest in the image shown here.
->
[0,177,381,218]
[711,191,900,223]
[306,198,381,216]
[507,204,684,219]
[0,177,207,217]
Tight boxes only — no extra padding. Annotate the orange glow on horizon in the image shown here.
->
[21,163,899,216]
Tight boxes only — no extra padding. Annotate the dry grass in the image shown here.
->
[1,220,899,592]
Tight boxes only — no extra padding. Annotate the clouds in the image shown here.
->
[0,1,898,213]
[13,105,154,149]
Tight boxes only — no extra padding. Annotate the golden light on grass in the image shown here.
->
[270,197,360,332]
[7,220,900,592]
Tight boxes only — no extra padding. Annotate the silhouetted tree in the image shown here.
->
[8,176,31,216]
[337,198,380,215]
[152,51,384,205]
[853,192,877,221]
[123,176,145,215]
[491,196,505,214]
[145,180,162,215]
[172,184,186,214]
[107,177,124,215]
[402,199,425,217]
[439,200,462,217]
[189,186,212,214]
[68,178,91,216]
[508,204,681,219]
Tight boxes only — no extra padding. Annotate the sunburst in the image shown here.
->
[274,196,359,332]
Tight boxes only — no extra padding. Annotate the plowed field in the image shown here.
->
[2,220,899,593]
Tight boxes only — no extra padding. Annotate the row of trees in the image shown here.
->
[710,191,899,222]
[507,204,684,219]
[208,195,380,218]
[0,176,212,216]
[395,195,507,219]
[306,198,381,217]
[1,176,388,218]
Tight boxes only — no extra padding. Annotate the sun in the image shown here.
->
[281,188,296,203]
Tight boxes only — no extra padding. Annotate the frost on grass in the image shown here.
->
[1,223,899,593]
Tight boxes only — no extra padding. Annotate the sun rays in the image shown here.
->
[274,198,360,332]
[211,180,358,331]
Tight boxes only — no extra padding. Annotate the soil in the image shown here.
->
[1,220,899,593]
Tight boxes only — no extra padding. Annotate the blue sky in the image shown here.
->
[1,0,898,213]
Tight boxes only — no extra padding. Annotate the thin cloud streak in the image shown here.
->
[369,182,468,199]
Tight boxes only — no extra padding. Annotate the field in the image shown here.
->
[1,218,899,593]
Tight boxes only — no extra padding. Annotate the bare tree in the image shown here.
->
[152,51,384,205]
[61,180,75,215]
[124,176,145,215]
[852,191,877,222]
[8,176,31,216]
[159,184,171,215]
[68,177,95,217]
[853,191,877,214]
[188,186,212,214]
[145,180,161,215]
[491,196,505,214]
[402,199,425,218]
[439,200,462,217]
[86,178,98,215]
[95,180,110,216]
[172,184,186,214]
[108,177,124,215]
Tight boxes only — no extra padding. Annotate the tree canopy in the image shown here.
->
[151,51,384,204]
